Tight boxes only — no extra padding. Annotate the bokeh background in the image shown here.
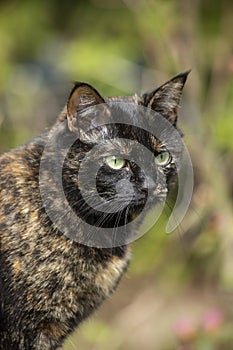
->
[0,0,233,349]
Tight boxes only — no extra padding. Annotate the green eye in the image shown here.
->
[155,151,171,166]
[105,156,126,170]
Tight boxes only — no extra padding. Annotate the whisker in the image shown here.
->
[111,209,123,249]
[164,200,189,256]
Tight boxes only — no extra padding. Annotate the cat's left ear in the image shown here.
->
[67,82,107,134]
[141,71,190,125]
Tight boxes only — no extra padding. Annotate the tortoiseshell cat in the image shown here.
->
[0,71,189,349]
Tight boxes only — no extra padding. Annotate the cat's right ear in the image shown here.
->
[141,71,190,125]
[66,82,107,134]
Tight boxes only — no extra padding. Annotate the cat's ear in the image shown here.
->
[141,71,190,124]
[67,82,106,133]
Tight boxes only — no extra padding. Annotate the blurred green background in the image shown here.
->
[0,0,233,349]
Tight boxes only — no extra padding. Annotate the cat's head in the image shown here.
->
[57,72,189,246]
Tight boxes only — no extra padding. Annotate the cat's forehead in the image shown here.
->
[106,94,139,105]
[106,101,163,145]
[106,99,154,130]
[107,99,140,119]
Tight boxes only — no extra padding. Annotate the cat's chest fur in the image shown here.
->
[0,149,131,348]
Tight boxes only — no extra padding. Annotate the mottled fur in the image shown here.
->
[0,72,189,349]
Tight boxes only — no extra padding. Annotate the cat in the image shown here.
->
[0,71,189,349]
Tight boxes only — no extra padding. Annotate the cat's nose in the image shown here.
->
[141,176,156,190]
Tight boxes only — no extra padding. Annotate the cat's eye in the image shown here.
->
[155,151,171,166]
[105,156,126,170]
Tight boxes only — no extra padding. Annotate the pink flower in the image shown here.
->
[202,309,224,332]
[174,318,197,341]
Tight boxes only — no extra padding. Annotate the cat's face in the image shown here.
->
[60,72,189,245]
